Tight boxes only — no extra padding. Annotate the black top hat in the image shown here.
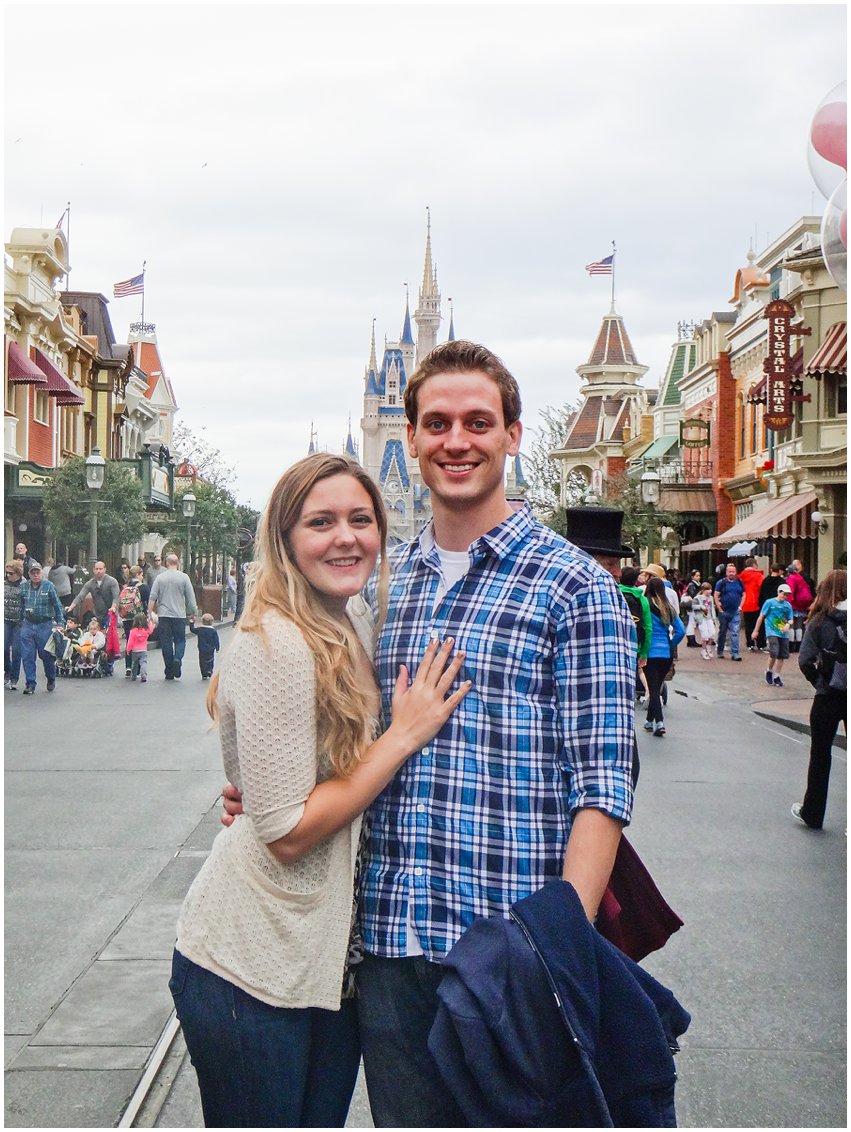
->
[564,507,635,558]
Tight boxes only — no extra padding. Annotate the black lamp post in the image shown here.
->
[640,468,661,564]
[183,491,196,576]
[84,447,106,567]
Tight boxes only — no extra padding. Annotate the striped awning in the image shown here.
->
[681,491,818,550]
[805,322,846,377]
[33,349,85,405]
[6,339,48,386]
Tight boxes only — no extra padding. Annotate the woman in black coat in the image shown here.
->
[792,569,846,830]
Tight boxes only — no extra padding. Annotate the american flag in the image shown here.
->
[585,254,614,276]
[113,273,144,298]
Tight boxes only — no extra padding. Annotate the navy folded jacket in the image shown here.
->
[428,879,691,1127]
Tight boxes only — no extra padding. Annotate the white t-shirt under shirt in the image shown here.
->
[404,535,471,957]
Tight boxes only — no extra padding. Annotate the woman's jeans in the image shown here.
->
[801,690,847,829]
[4,620,21,683]
[169,950,360,1128]
[644,657,671,725]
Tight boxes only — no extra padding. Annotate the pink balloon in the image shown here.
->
[810,102,847,170]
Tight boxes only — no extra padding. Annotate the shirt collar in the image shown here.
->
[409,503,536,569]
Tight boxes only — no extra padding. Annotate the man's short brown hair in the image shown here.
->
[403,340,522,427]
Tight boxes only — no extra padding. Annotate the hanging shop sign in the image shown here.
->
[679,417,711,448]
[762,299,811,430]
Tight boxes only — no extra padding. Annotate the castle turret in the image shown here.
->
[414,209,441,366]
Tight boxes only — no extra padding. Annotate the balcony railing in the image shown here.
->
[629,458,713,484]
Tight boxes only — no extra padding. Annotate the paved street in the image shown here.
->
[4,632,846,1128]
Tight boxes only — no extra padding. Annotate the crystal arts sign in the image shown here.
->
[762,299,811,431]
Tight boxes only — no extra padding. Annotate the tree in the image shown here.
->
[523,401,581,520]
[150,481,242,581]
[547,472,679,555]
[172,422,236,490]
[42,457,146,561]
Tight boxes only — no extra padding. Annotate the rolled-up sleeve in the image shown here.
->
[555,575,634,825]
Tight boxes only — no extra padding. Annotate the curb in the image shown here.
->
[750,706,847,750]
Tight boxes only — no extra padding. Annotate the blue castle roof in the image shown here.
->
[378,439,411,488]
[379,348,408,394]
[401,301,415,346]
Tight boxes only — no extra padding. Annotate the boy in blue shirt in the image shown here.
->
[752,582,794,686]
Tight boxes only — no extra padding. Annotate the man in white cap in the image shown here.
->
[19,563,65,694]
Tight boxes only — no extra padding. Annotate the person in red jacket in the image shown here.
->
[785,561,814,653]
[739,557,765,651]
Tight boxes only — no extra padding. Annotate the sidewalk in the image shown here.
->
[671,637,845,749]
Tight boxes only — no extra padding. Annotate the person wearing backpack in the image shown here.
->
[119,566,150,677]
[785,560,814,653]
[792,569,847,830]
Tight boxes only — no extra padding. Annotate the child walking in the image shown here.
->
[126,611,155,682]
[189,613,220,679]
[752,582,794,686]
[692,582,719,659]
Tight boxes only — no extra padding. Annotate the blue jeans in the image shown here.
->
[357,953,468,1127]
[717,609,741,658]
[169,950,360,1128]
[20,620,57,689]
[157,617,187,677]
[4,620,22,683]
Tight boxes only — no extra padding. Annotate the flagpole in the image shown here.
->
[611,240,616,306]
[140,261,147,325]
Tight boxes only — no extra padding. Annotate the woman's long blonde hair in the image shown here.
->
[207,454,390,776]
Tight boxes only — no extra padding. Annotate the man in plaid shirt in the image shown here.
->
[19,562,65,694]
[223,341,636,1125]
[351,341,635,1126]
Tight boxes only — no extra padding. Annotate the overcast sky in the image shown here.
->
[5,3,846,509]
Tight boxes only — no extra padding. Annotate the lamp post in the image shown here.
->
[84,447,106,567]
[183,491,196,578]
[640,468,661,564]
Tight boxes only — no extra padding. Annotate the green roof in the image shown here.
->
[662,342,689,407]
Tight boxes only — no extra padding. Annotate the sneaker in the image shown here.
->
[140,675,147,683]
[3,678,10,689]
[643,720,654,731]
[125,670,132,678]
[47,679,56,692]
[8,683,17,691]
[22,687,35,695]
[774,676,784,687]
[790,802,821,829]
[654,723,666,736]
[765,670,774,685]
[731,656,742,662]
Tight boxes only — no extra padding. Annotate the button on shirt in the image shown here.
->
[360,506,635,961]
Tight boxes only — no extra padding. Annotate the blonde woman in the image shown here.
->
[170,454,470,1128]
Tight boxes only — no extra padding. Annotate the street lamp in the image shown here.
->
[85,447,106,567]
[640,467,661,564]
[183,491,196,577]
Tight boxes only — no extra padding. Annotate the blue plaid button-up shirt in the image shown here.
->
[360,506,635,960]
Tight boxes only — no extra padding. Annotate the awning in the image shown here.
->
[639,434,679,461]
[659,487,716,513]
[805,322,846,377]
[681,491,818,550]
[33,348,85,405]
[6,340,48,386]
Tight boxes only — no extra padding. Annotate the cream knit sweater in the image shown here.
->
[176,600,374,1011]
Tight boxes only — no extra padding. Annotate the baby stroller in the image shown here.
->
[70,628,109,677]
[53,630,77,679]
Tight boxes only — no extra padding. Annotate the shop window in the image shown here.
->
[33,390,50,425]
[738,395,745,458]
[750,402,758,453]
[6,380,17,414]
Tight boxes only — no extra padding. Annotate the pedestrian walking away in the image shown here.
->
[148,554,198,679]
[792,569,847,830]
[223,341,686,1129]
[190,613,220,679]
[19,562,65,694]
[714,562,745,660]
[171,453,469,1127]
[643,576,685,736]
[739,557,765,651]
[118,566,150,676]
[4,560,24,691]
[752,584,794,686]
[125,611,156,682]
[785,559,814,652]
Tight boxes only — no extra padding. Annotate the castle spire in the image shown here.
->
[447,297,456,342]
[415,207,441,365]
[420,207,436,300]
[368,318,378,375]
[344,413,358,460]
[307,421,317,455]
[401,284,415,345]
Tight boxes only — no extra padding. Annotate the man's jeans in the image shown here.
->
[157,616,187,677]
[4,620,22,683]
[20,620,56,688]
[169,950,359,1127]
[717,610,741,658]
[357,953,468,1127]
